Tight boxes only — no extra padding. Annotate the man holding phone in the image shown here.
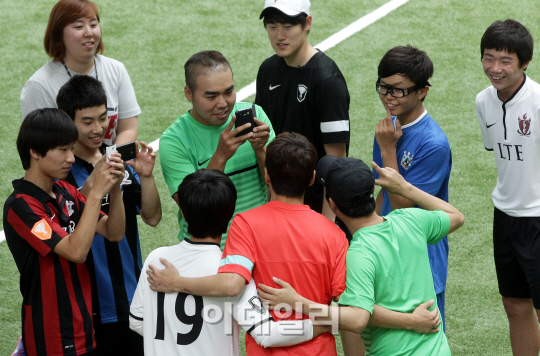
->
[55,75,162,356]
[160,50,274,248]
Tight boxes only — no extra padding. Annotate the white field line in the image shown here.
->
[0,0,409,244]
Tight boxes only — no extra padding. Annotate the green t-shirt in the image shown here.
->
[160,102,275,248]
[339,209,451,355]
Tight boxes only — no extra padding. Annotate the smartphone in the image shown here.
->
[234,108,255,138]
[116,141,137,161]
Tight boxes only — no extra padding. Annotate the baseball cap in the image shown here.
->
[260,0,311,19]
[316,156,375,208]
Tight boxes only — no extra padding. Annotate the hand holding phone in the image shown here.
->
[234,108,256,137]
[116,141,137,161]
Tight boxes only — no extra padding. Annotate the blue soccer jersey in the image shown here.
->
[372,110,452,295]
[66,152,143,324]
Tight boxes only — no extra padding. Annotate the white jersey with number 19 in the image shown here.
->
[129,239,314,356]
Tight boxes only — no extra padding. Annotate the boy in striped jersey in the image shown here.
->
[4,108,125,356]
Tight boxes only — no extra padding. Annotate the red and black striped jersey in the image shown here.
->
[3,179,103,356]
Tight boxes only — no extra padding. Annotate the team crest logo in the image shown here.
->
[517,113,531,136]
[66,200,75,217]
[248,296,267,315]
[121,170,132,185]
[297,84,308,102]
[31,219,52,240]
[401,151,414,170]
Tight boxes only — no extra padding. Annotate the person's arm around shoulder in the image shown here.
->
[54,153,125,263]
[147,257,246,297]
[258,277,370,334]
[372,162,464,233]
[126,141,162,227]
[369,301,441,333]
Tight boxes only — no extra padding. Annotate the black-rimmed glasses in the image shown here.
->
[375,80,421,98]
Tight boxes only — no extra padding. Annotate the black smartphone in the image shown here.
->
[234,108,255,137]
[116,141,137,161]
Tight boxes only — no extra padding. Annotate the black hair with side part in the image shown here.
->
[17,108,79,170]
[184,50,232,92]
[262,7,308,29]
[56,75,107,120]
[266,132,317,198]
[177,169,237,239]
[327,189,376,218]
[481,19,534,68]
[378,45,434,101]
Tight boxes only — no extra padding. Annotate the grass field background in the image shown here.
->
[1,0,540,354]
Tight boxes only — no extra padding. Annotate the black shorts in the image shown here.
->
[493,207,540,309]
[94,319,144,356]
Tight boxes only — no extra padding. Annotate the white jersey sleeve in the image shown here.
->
[475,90,494,151]
[230,279,314,348]
[129,267,146,336]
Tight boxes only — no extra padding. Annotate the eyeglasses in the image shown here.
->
[375,80,422,98]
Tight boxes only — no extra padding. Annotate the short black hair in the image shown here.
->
[327,189,376,218]
[17,108,79,170]
[56,75,107,120]
[184,50,232,92]
[266,132,317,198]
[378,45,434,101]
[262,7,308,27]
[481,19,534,68]
[178,169,237,239]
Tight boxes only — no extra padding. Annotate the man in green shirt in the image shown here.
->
[160,51,274,247]
[259,157,464,355]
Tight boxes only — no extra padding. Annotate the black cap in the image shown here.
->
[316,156,375,208]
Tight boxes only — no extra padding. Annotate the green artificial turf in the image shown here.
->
[1,0,540,354]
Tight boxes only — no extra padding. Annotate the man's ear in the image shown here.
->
[264,167,271,185]
[184,86,193,102]
[522,60,530,71]
[29,149,41,160]
[305,15,312,32]
[327,197,338,214]
[418,86,430,101]
[309,170,316,187]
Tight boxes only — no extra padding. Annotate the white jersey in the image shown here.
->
[20,55,141,145]
[475,75,540,216]
[129,239,313,356]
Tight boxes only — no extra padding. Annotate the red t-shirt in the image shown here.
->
[218,201,348,356]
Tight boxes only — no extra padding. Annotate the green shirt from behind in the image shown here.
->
[160,102,274,248]
[339,209,451,355]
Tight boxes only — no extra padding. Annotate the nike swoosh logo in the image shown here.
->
[198,158,211,166]
[486,123,496,128]
[269,84,281,90]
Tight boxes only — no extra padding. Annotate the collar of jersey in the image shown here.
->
[13,178,62,204]
[184,238,220,248]
[400,109,428,130]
